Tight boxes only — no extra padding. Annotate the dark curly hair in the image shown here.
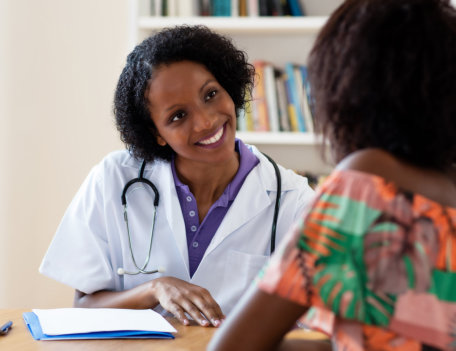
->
[308,0,456,170]
[114,25,255,162]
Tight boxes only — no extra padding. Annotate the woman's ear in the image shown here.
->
[156,135,167,146]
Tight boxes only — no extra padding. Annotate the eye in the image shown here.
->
[170,110,186,122]
[205,89,217,102]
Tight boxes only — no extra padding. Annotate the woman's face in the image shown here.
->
[146,60,237,166]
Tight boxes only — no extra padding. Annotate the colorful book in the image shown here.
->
[283,73,299,132]
[284,62,306,132]
[299,65,314,132]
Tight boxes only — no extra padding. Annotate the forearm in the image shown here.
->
[208,287,309,351]
[73,281,159,309]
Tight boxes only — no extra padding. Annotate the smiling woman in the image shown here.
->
[38,25,315,328]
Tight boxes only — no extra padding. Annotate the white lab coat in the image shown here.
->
[40,145,314,314]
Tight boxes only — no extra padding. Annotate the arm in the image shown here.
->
[74,276,225,327]
[208,286,330,351]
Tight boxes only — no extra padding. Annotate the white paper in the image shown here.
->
[32,308,177,335]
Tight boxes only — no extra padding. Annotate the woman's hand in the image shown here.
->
[74,277,224,327]
[151,277,225,327]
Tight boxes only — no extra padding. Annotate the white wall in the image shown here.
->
[0,0,128,308]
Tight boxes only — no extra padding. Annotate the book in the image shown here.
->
[252,61,270,131]
[275,72,291,131]
[177,0,197,16]
[283,76,299,132]
[150,0,163,16]
[212,0,231,16]
[284,62,306,132]
[237,107,247,131]
[239,0,248,16]
[199,0,212,15]
[263,63,280,132]
[231,0,239,16]
[247,0,259,16]
[23,308,176,341]
[287,0,304,16]
[299,65,314,132]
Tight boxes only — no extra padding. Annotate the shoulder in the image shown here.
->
[333,148,456,208]
[95,150,170,175]
[336,148,401,176]
[335,148,413,189]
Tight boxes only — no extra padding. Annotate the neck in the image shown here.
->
[175,152,240,208]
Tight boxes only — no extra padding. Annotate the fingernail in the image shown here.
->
[212,319,220,327]
[201,319,209,326]
[183,319,189,325]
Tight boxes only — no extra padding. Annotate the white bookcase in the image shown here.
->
[128,0,341,174]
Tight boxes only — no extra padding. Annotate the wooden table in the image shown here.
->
[0,309,327,351]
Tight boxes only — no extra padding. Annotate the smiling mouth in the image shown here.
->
[197,125,225,145]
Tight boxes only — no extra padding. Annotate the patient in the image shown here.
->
[208,0,456,350]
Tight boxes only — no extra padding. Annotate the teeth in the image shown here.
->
[198,127,223,145]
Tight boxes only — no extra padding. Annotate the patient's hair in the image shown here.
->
[308,0,456,170]
[114,25,254,162]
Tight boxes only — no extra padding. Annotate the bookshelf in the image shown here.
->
[128,0,340,174]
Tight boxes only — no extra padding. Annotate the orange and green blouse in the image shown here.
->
[258,169,456,351]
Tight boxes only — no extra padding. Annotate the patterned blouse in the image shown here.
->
[258,169,456,351]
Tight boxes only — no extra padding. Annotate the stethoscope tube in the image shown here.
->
[118,160,163,275]
[262,153,281,254]
[118,154,281,276]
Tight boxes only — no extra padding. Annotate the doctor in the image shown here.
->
[40,25,315,327]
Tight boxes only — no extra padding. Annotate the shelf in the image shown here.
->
[236,132,322,145]
[138,16,327,34]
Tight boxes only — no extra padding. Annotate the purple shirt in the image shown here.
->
[171,139,260,277]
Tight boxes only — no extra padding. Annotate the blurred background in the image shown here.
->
[1,0,128,308]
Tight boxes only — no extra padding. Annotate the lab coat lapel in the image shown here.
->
[154,162,190,275]
[204,165,272,256]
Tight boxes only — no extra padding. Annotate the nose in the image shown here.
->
[193,106,215,132]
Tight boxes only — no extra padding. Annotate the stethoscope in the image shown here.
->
[117,154,282,276]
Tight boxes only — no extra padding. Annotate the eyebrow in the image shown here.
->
[163,79,217,113]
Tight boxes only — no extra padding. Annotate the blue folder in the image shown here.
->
[23,312,174,340]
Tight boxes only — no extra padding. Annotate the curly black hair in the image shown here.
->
[308,0,456,170]
[113,25,255,162]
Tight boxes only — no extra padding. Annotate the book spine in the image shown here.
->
[236,108,247,131]
[284,63,306,132]
[231,0,239,17]
[275,72,291,132]
[299,65,314,132]
[247,0,259,16]
[283,76,299,132]
[239,0,248,16]
[263,63,280,132]
[287,0,303,16]
[252,61,270,131]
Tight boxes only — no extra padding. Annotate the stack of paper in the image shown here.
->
[23,308,177,340]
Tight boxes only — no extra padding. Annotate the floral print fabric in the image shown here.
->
[258,170,456,350]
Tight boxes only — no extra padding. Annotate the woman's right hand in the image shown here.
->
[150,276,225,327]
